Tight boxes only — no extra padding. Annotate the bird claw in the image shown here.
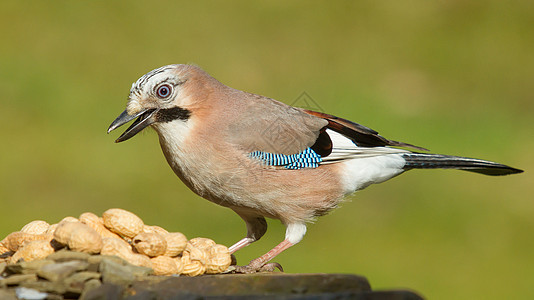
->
[233,262,284,274]
[260,262,284,272]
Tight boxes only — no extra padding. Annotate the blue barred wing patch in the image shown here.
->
[249,148,322,169]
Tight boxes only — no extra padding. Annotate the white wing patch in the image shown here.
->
[323,130,409,193]
[321,129,410,164]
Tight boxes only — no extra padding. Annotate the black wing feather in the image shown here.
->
[303,109,428,151]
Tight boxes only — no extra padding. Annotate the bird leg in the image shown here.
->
[229,237,254,254]
[229,211,268,254]
[234,239,293,273]
[234,223,307,273]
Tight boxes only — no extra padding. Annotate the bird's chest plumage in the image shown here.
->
[153,119,252,206]
[152,118,347,223]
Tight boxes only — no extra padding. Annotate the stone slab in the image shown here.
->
[119,273,423,300]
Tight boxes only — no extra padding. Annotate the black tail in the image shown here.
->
[402,153,523,176]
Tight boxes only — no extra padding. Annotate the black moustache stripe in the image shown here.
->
[156,106,191,123]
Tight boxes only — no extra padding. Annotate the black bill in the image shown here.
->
[107,109,157,143]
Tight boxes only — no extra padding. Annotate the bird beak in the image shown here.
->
[107,109,158,143]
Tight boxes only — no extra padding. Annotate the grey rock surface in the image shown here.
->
[15,287,47,300]
[121,273,423,299]
[37,260,89,282]
[1,274,38,286]
[99,258,136,286]
[18,260,54,274]
[0,250,424,299]
[47,250,91,262]
[0,288,17,300]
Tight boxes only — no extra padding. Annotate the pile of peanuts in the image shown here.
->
[0,208,232,276]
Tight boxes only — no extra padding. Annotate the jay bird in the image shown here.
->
[108,64,523,273]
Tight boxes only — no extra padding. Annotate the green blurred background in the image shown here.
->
[1,1,532,298]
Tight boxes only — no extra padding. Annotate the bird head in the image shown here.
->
[107,64,197,142]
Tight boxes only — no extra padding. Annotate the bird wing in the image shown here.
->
[302,110,428,151]
[226,94,328,156]
[227,95,426,168]
[300,109,428,165]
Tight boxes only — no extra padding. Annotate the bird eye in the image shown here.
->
[156,84,172,99]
